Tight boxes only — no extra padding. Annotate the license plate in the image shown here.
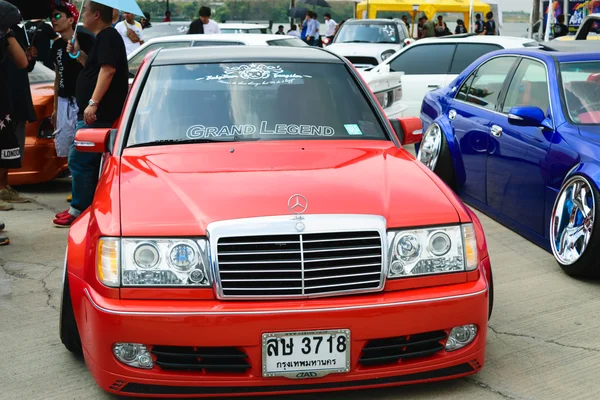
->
[262,329,351,379]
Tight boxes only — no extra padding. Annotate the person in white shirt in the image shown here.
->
[324,13,337,39]
[287,24,301,38]
[115,12,144,56]
[199,6,220,34]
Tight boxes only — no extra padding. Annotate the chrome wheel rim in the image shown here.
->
[550,176,595,265]
[417,124,442,170]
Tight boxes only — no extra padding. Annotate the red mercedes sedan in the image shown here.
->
[59,46,493,397]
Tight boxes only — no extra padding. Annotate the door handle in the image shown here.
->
[491,125,503,137]
[428,84,440,89]
[449,109,456,120]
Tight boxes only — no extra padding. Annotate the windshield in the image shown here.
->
[334,23,399,44]
[143,23,189,40]
[127,62,387,146]
[561,61,600,124]
[29,62,55,84]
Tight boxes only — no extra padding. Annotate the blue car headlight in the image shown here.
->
[387,224,478,278]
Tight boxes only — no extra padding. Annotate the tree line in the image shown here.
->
[137,0,356,24]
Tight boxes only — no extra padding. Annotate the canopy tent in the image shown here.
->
[355,0,491,33]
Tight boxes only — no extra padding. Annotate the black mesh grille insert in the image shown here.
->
[359,330,448,367]
[151,346,250,373]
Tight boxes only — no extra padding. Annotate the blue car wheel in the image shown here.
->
[550,175,599,278]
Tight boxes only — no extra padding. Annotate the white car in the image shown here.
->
[219,23,270,34]
[127,34,308,79]
[363,34,541,117]
[326,18,414,70]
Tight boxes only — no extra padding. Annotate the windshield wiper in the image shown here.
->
[128,136,259,148]
[342,40,370,43]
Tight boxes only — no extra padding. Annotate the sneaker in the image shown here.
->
[0,200,14,211]
[0,235,8,246]
[66,194,72,202]
[0,187,30,203]
[53,212,77,228]
[55,209,70,219]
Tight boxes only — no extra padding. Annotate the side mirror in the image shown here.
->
[74,128,112,153]
[389,117,422,145]
[508,106,550,128]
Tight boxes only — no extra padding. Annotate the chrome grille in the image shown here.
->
[216,231,383,298]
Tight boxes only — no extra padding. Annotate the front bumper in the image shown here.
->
[70,273,489,397]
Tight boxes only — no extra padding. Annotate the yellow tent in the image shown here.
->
[355,0,491,34]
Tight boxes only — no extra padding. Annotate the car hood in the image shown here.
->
[118,141,460,236]
[326,43,399,58]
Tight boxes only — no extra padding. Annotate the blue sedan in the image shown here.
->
[417,47,600,278]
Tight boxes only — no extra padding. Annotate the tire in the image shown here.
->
[433,133,457,191]
[417,123,457,190]
[550,174,600,278]
[60,273,82,354]
[488,269,494,320]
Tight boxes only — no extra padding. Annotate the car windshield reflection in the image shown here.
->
[127,62,388,147]
[334,24,398,44]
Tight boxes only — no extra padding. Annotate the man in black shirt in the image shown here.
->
[50,2,95,159]
[24,19,59,70]
[483,12,497,36]
[554,14,569,38]
[474,14,484,34]
[0,24,29,243]
[53,1,128,227]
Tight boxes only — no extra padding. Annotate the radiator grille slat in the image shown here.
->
[216,230,383,298]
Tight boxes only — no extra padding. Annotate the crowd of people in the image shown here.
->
[413,12,499,39]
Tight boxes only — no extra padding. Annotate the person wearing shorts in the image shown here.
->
[0,23,29,244]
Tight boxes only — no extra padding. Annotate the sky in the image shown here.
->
[502,0,532,12]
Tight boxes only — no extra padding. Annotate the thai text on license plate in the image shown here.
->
[262,329,351,379]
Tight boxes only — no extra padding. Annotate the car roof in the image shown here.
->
[151,46,343,66]
[220,23,269,28]
[344,18,400,24]
[144,33,293,45]
[414,34,539,47]
[481,46,600,63]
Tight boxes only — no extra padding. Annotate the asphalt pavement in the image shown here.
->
[1,178,599,400]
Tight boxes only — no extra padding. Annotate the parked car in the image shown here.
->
[326,18,414,70]
[362,34,541,118]
[418,44,600,278]
[60,45,492,397]
[8,62,68,186]
[219,23,270,34]
[127,34,308,79]
[139,21,191,40]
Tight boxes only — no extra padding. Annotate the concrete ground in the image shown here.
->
[1,179,599,400]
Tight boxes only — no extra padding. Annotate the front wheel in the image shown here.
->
[59,273,82,354]
[416,123,456,190]
[550,174,600,278]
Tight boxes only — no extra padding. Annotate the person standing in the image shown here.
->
[422,15,435,38]
[3,23,36,205]
[474,13,484,34]
[115,12,144,56]
[305,12,319,46]
[111,8,122,27]
[554,14,569,38]
[24,19,59,70]
[455,19,467,34]
[482,12,496,35]
[189,7,220,34]
[324,13,337,41]
[53,1,128,227]
[0,22,30,241]
[275,25,285,35]
[287,24,300,38]
[50,2,95,166]
[163,10,171,22]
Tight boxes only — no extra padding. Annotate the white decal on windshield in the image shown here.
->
[344,124,363,135]
[186,121,334,139]
[196,64,312,85]
[383,25,395,37]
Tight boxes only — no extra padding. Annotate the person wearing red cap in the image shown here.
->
[50,1,95,203]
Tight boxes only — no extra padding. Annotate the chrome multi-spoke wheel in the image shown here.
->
[551,176,595,266]
[417,123,442,170]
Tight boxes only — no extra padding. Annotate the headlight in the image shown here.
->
[387,224,478,278]
[380,49,395,61]
[96,237,211,287]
